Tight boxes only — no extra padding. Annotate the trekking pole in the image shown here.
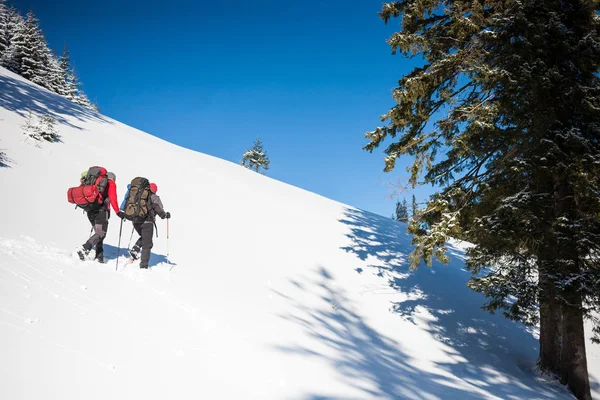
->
[167,219,173,271]
[127,226,134,250]
[116,218,124,272]
[166,218,170,260]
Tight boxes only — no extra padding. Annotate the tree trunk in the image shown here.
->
[560,295,591,400]
[554,175,591,400]
[538,261,562,375]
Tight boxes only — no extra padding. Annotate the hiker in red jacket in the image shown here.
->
[76,172,125,262]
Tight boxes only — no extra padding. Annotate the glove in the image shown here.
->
[165,212,171,219]
[117,211,125,219]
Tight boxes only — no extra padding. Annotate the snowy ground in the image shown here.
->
[0,67,598,399]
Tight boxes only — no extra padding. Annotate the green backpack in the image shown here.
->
[123,177,151,221]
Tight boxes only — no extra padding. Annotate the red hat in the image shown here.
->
[150,183,158,193]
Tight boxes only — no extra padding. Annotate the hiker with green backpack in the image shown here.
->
[122,178,170,269]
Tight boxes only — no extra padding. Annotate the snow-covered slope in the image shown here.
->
[0,67,598,400]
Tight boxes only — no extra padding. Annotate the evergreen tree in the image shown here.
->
[396,198,409,222]
[72,81,92,108]
[58,47,92,108]
[90,98,99,112]
[57,44,71,91]
[55,44,94,109]
[241,138,270,174]
[411,194,417,220]
[364,1,600,399]
[0,6,24,71]
[8,10,50,86]
[58,45,81,101]
[0,0,8,58]
[1,6,96,111]
[44,48,66,95]
[22,112,60,142]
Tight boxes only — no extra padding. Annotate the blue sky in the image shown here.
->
[12,0,437,217]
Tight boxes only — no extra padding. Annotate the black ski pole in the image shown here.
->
[127,226,134,250]
[167,219,174,271]
[116,218,123,272]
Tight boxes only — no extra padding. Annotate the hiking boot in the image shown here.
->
[129,247,140,260]
[95,253,104,263]
[75,246,89,261]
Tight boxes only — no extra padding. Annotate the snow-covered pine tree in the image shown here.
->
[44,49,67,95]
[1,6,96,110]
[396,198,408,222]
[37,113,59,141]
[90,99,99,112]
[57,44,94,109]
[240,138,270,174]
[0,6,24,71]
[58,44,81,100]
[72,82,92,108]
[57,44,70,89]
[0,0,8,58]
[8,10,51,87]
[411,194,417,220]
[364,1,600,399]
[22,112,60,142]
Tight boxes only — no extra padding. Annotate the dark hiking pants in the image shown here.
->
[84,207,108,257]
[133,222,153,268]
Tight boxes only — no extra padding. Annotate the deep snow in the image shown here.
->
[0,67,598,399]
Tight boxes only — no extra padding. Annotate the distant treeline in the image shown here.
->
[0,0,97,111]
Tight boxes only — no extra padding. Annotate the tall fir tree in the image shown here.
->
[58,46,92,108]
[57,44,71,91]
[0,6,24,71]
[411,194,417,220]
[58,44,81,101]
[396,198,409,222]
[241,137,270,174]
[8,10,51,87]
[71,76,92,108]
[364,1,600,399]
[0,0,8,58]
[44,48,67,95]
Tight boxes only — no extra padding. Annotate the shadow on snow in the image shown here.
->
[100,244,173,268]
[275,266,570,399]
[273,208,577,399]
[0,148,13,168]
[0,73,112,131]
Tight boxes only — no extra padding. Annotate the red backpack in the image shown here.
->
[67,166,108,210]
